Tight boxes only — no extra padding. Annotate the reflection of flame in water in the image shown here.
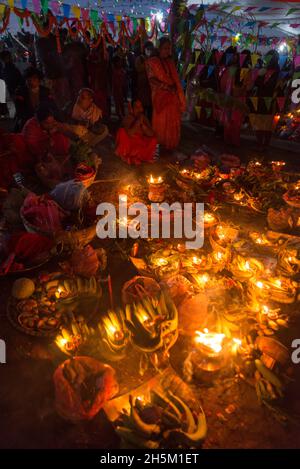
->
[195,328,225,353]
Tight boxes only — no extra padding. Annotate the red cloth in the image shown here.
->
[8,232,54,261]
[0,131,33,189]
[146,57,186,150]
[115,127,157,165]
[22,117,70,160]
[22,193,66,232]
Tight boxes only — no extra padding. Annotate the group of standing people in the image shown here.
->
[0,34,186,184]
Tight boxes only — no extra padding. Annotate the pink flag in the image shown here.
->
[294,55,300,68]
[50,0,60,15]
[32,0,40,13]
[239,54,247,67]
[196,64,205,76]
[264,69,275,84]
[277,97,286,112]
[215,51,223,64]
[251,69,259,83]
[81,8,89,21]
[221,36,228,47]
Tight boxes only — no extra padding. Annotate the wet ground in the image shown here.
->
[0,121,300,449]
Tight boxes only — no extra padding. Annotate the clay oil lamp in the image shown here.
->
[148,175,165,202]
[230,255,263,281]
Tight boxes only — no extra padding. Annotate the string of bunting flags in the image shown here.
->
[189,3,300,27]
[0,1,166,51]
[194,95,288,121]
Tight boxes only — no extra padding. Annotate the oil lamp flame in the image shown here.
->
[149,175,163,184]
[195,328,225,354]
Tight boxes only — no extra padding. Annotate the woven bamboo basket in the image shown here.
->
[121,276,161,305]
[54,223,97,251]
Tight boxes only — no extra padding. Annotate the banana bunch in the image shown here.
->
[215,309,246,338]
[255,359,285,402]
[256,311,289,336]
[115,389,206,449]
[55,318,94,355]
[97,309,129,361]
[124,291,178,354]
[54,276,101,300]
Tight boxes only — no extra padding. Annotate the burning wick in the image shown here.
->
[55,287,63,299]
[149,175,163,185]
[215,252,224,261]
[204,213,216,224]
[195,328,225,354]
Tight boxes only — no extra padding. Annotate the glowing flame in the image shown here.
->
[195,328,225,353]
[204,213,215,224]
[149,175,163,184]
[244,261,251,271]
[256,281,264,289]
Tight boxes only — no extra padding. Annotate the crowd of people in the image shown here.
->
[1,32,300,192]
[0,33,188,188]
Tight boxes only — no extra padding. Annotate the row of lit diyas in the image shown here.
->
[249,276,297,304]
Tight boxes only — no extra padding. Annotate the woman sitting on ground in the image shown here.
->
[22,105,70,161]
[115,100,157,165]
[71,88,108,147]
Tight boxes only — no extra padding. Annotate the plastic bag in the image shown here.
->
[53,356,119,422]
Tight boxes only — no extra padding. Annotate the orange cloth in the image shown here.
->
[146,57,185,150]
[115,128,157,165]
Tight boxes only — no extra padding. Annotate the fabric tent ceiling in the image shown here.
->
[188,1,300,36]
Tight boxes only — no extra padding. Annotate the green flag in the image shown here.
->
[90,10,98,27]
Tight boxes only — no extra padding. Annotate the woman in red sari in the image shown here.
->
[146,37,186,151]
[115,100,157,165]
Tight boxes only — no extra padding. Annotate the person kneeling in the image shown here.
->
[115,100,157,165]
[71,88,108,147]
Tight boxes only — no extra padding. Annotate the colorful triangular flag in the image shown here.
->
[240,68,249,82]
[195,106,201,119]
[277,97,286,112]
[196,64,205,76]
[264,69,276,84]
[239,54,247,68]
[264,97,273,112]
[251,54,260,67]
[251,97,259,112]
[207,65,215,78]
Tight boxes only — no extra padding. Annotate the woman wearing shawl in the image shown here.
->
[146,37,186,151]
[72,88,108,146]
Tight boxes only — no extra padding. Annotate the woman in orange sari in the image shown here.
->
[146,37,186,151]
[115,100,157,165]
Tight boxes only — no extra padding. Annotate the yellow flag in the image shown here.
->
[251,97,259,112]
[116,15,122,22]
[240,68,249,82]
[72,5,81,18]
[7,0,14,8]
[0,3,6,16]
[195,106,202,119]
[251,54,259,67]
[185,63,196,77]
